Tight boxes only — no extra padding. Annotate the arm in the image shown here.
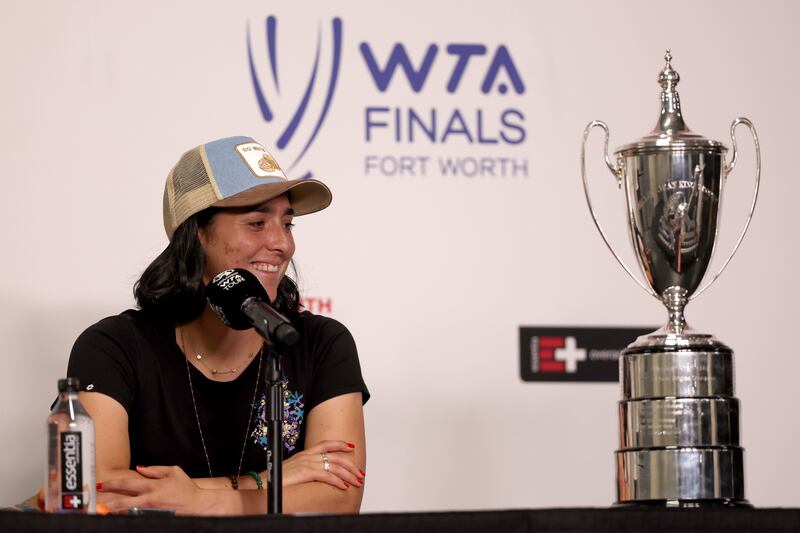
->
[80,391,139,494]
[201,391,367,514]
[95,391,366,514]
[282,391,367,514]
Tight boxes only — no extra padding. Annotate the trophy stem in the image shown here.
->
[662,286,689,335]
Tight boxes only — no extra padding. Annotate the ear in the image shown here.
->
[197,225,209,248]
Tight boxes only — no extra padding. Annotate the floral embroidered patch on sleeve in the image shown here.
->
[251,377,305,452]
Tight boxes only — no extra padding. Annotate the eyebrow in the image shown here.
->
[250,204,295,216]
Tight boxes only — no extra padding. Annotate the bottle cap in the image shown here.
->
[57,377,80,393]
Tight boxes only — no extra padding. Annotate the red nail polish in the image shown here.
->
[96,482,103,490]
[344,482,350,488]
[346,442,355,448]
[136,465,144,470]
[359,469,366,477]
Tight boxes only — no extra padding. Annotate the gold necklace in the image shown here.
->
[194,351,255,375]
[179,327,263,479]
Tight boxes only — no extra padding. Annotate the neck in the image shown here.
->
[179,305,263,363]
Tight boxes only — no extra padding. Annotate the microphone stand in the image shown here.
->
[263,340,283,514]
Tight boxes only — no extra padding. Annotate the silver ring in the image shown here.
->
[321,452,330,472]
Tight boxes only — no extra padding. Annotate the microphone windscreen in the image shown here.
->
[205,268,270,330]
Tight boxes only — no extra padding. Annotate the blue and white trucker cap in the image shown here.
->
[163,136,332,239]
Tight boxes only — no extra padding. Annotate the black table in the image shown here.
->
[3,507,800,533]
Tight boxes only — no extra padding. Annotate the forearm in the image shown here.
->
[98,470,362,515]
[204,472,362,514]
[283,482,363,514]
[218,484,359,516]
[194,476,239,490]
[100,468,235,489]
[202,480,362,515]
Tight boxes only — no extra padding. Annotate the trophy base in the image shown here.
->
[616,336,746,506]
[616,447,745,503]
[613,498,752,508]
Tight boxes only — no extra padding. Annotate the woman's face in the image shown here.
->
[199,194,295,302]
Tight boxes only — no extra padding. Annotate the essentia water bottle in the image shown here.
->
[45,377,96,513]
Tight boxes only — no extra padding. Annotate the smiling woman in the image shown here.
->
[63,136,369,515]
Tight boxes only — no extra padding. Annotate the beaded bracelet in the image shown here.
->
[246,470,263,491]
[229,475,239,490]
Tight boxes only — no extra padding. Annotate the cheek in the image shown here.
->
[222,242,241,257]
[204,242,245,274]
[287,238,296,259]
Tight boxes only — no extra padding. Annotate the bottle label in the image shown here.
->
[60,431,84,510]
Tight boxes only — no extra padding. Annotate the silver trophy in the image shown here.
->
[581,50,761,506]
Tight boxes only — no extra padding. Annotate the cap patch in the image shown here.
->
[235,142,284,179]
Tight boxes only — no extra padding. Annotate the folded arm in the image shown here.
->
[85,391,365,515]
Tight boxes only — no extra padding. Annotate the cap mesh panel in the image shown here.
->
[163,147,221,236]
[172,148,211,197]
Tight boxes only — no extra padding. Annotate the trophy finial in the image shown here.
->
[654,48,687,135]
[658,49,680,92]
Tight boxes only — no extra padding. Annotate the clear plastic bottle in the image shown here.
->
[45,377,96,513]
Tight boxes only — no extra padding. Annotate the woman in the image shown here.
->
[67,136,368,515]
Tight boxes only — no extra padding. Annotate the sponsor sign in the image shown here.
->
[519,327,653,382]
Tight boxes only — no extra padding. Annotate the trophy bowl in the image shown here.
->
[581,50,761,506]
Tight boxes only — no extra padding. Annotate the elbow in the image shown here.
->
[327,487,364,514]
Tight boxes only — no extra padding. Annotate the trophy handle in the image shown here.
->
[691,117,761,300]
[581,120,658,298]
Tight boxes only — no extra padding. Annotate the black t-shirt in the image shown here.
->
[67,309,369,479]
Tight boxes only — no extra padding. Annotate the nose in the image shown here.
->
[263,219,293,255]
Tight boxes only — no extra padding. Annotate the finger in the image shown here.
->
[308,453,361,488]
[324,452,366,483]
[304,440,356,455]
[326,462,363,487]
[282,459,347,489]
[134,465,171,479]
[97,477,153,496]
[290,451,363,485]
[36,487,44,512]
[102,494,150,514]
[312,469,350,490]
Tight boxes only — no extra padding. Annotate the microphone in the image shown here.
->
[205,268,300,347]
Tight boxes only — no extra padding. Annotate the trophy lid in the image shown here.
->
[616,50,727,156]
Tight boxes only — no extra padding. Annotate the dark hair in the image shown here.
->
[134,208,300,324]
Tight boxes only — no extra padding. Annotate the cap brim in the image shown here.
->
[211,178,332,216]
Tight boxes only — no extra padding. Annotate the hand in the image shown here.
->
[281,440,364,490]
[98,465,212,515]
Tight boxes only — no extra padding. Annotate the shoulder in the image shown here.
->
[289,312,369,408]
[293,312,357,354]
[71,308,174,361]
[75,309,166,344]
[294,311,352,339]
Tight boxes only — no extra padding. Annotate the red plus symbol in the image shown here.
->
[63,494,82,509]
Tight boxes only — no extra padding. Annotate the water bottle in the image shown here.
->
[45,377,96,513]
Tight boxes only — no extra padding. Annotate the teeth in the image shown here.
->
[252,263,279,273]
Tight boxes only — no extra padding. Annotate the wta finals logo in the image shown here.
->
[246,15,528,179]
[246,16,342,178]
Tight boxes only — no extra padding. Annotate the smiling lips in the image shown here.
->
[252,262,280,273]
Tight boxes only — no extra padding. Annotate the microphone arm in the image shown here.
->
[240,298,299,348]
[239,296,297,515]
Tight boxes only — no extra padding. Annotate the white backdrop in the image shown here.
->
[1,0,798,511]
